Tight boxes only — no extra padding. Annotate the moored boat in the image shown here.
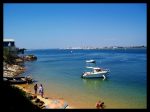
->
[86,60,96,63]
[81,67,110,79]
[3,76,33,84]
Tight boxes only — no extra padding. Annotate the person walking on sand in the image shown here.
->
[38,84,44,98]
[34,84,38,95]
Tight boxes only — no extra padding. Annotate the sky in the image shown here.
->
[4,3,147,49]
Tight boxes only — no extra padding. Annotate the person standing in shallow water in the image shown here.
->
[38,84,44,98]
[96,100,105,109]
[34,84,38,95]
[96,100,101,109]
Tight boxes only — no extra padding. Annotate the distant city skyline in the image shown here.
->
[4,3,147,49]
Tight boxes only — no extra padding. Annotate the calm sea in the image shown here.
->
[21,48,147,109]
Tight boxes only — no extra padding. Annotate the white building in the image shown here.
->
[3,38,18,56]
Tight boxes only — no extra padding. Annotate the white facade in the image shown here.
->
[3,39,15,42]
[3,38,17,56]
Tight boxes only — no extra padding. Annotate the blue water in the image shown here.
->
[22,48,147,108]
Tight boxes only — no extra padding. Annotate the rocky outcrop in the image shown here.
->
[15,58,24,63]
[3,54,37,77]
[3,64,26,77]
[24,55,37,61]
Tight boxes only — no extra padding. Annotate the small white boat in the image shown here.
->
[81,67,109,79]
[86,60,96,63]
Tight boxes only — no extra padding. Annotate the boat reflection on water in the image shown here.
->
[81,78,109,89]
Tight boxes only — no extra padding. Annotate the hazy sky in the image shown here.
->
[4,3,147,49]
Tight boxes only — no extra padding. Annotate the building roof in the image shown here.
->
[3,39,15,42]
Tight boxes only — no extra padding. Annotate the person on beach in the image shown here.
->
[34,84,38,95]
[99,102,105,109]
[96,100,105,109]
[96,100,101,109]
[38,84,44,98]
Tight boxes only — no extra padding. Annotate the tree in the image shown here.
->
[3,47,16,64]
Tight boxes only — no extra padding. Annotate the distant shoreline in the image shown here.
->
[62,46,147,50]
[26,46,146,51]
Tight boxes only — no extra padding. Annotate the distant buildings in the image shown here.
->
[64,45,146,50]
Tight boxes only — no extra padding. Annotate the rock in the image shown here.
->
[40,105,46,109]
[15,58,23,63]
[33,95,37,99]
[45,97,49,99]
[24,55,37,61]
[3,63,26,77]
[28,95,34,100]
[35,98,40,103]
[38,102,44,107]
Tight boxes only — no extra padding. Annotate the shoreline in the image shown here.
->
[14,84,72,109]
[3,56,72,109]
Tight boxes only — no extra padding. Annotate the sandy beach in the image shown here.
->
[3,59,71,109]
[14,84,70,109]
